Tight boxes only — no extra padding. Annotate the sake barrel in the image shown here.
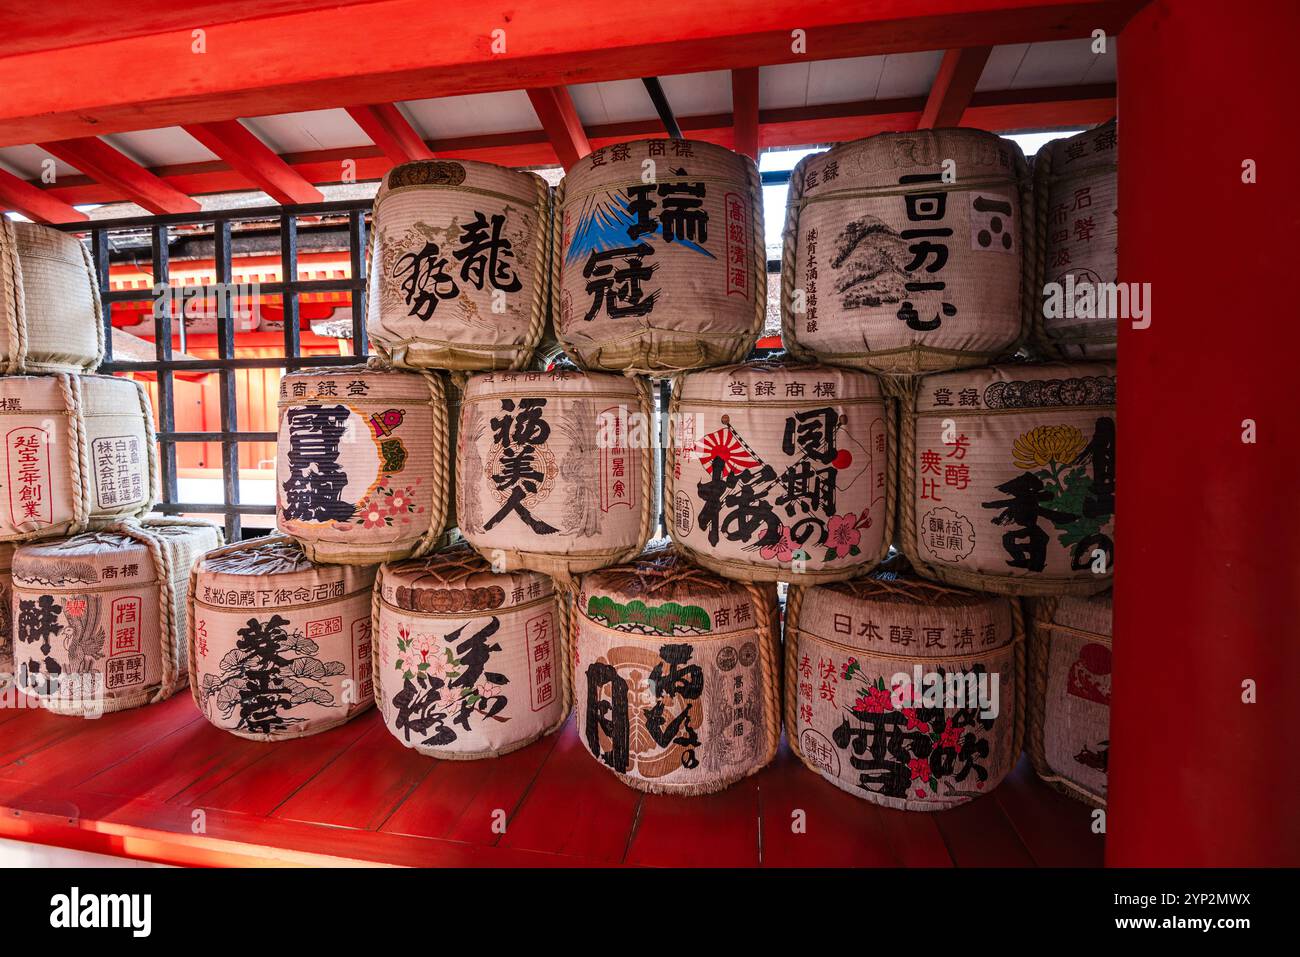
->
[0,373,158,543]
[374,543,567,759]
[457,369,654,577]
[1027,592,1111,806]
[900,361,1115,596]
[0,543,13,689]
[1034,119,1118,359]
[10,519,222,716]
[276,364,451,564]
[188,536,376,740]
[786,564,1024,810]
[368,159,550,371]
[0,220,104,374]
[781,129,1031,374]
[555,138,765,373]
[574,549,779,794]
[668,360,892,583]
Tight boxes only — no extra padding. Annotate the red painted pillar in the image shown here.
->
[1109,0,1300,866]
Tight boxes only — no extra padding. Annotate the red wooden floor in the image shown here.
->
[0,695,1102,867]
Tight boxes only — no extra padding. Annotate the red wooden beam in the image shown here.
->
[183,120,323,205]
[919,46,993,128]
[1108,0,1296,869]
[16,87,1115,211]
[525,87,590,171]
[38,137,200,214]
[0,0,1148,146]
[345,104,434,165]
[0,165,86,223]
[731,68,760,160]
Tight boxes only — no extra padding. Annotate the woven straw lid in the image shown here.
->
[380,541,552,614]
[197,536,376,596]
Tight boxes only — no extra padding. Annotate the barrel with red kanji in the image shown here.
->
[555,138,765,373]
[781,128,1031,375]
[667,360,892,583]
[900,361,1115,596]
[0,373,158,543]
[456,369,655,577]
[373,543,567,759]
[1027,592,1111,806]
[11,519,222,716]
[276,364,451,565]
[573,549,780,795]
[786,564,1024,811]
[368,159,551,371]
[188,536,376,740]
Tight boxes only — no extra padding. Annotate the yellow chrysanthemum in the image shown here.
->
[1013,425,1086,469]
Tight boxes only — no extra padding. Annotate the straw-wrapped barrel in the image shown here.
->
[368,159,551,371]
[1033,119,1118,359]
[1027,592,1111,807]
[276,364,451,564]
[373,543,568,758]
[573,550,780,794]
[668,360,892,583]
[0,220,104,374]
[188,536,376,740]
[899,361,1115,596]
[0,373,157,542]
[11,519,222,716]
[781,129,1031,374]
[457,369,654,578]
[555,138,765,372]
[786,563,1024,810]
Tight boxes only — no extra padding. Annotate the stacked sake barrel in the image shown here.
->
[1033,120,1118,358]
[188,536,375,739]
[14,519,222,715]
[573,548,780,794]
[780,129,1032,375]
[786,561,1024,811]
[770,123,1117,809]
[553,139,765,373]
[1027,592,1112,806]
[372,543,568,758]
[666,359,893,585]
[0,222,210,716]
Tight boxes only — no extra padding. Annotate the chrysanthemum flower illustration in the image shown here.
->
[1013,424,1086,469]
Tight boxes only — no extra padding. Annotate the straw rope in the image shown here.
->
[1025,595,1108,807]
[514,172,551,371]
[80,238,107,370]
[780,152,813,365]
[1,218,28,374]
